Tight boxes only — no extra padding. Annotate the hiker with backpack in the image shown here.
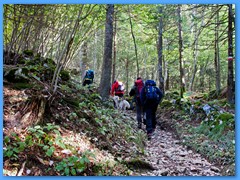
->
[129,77,145,129]
[140,79,163,140]
[83,69,94,86]
[111,80,125,108]
[111,80,125,97]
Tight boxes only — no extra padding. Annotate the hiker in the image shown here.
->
[111,80,125,97]
[83,69,94,86]
[140,79,163,140]
[111,80,125,108]
[129,77,145,129]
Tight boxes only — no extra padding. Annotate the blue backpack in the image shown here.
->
[144,80,159,103]
[85,70,94,79]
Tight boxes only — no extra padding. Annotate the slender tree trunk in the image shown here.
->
[128,6,139,77]
[112,12,117,84]
[227,4,235,104]
[99,4,114,100]
[199,65,204,93]
[93,31,98,73]
[126,58,129,94]
[51,8,82,94]
[189,6,198,91]
[157,5,164,93]
[166,69,169,91]
[81,41,88,81]
[177,5,185,98]
[214,5,221,94]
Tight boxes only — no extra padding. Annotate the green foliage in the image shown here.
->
[60,70,70,81]
[128,130,146,154]
[55,152,94,176]
[68,112,78,121]
[4,123,67,163]
[160,100,172,108]
[23,50,34,56]
[3,133,26,160]
[164,91,180,100]
[60,84,72,93]
[44,58,56,66]
[27,124,63,157]
[98,126,107,135]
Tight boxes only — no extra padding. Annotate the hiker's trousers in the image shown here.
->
[145,105,157,134]
[136,100,143,126]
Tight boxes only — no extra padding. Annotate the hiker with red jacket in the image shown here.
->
[140,79,163,140]
[111,80,125,97]
[129,77,145,129]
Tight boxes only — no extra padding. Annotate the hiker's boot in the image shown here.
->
[143,118,146,125]
[147,133,152,140]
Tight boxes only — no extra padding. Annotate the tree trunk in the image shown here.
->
[81,41,88,81]
[199,65,205,93]
[189,6,198,92]
[126,58,129,94]
[51,8,82,94]
[227,4,235,104]
[99,4,114,100]
[112,11,117,84]
[157,5,164,93]
[177,5,185,98]
[214,5,221,94]
[128,6,139,77]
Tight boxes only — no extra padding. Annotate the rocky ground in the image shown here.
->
[133,125,221,176]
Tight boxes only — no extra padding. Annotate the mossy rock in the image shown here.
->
[18,58,26,64]
[123,158,155,170]
[44,58,56,66]
[4,67,29,83]
[13,82,33,90]
[33,56,42,64]
[4,68,17,82]
[43,68,54,81]
[60,70,70,81]
[63,97,80,107]
[23,50,34,56]
[160,100,172,108]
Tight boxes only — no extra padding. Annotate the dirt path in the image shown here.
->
[129,116,222,176]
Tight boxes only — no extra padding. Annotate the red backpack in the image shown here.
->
[135,79,144,98]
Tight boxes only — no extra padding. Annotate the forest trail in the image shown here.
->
[127,112,222,176]
[3,84,232,176]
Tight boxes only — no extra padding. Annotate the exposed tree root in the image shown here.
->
[15,96,47,129]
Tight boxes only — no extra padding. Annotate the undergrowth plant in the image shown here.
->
[55,151,94,176]
[3,123,66,161]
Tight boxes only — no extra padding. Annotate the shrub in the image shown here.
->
[60,70,70,81]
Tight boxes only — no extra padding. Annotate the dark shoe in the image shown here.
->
[147,133,152,140]
[138,124,142,129]
[143,119,146,125]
